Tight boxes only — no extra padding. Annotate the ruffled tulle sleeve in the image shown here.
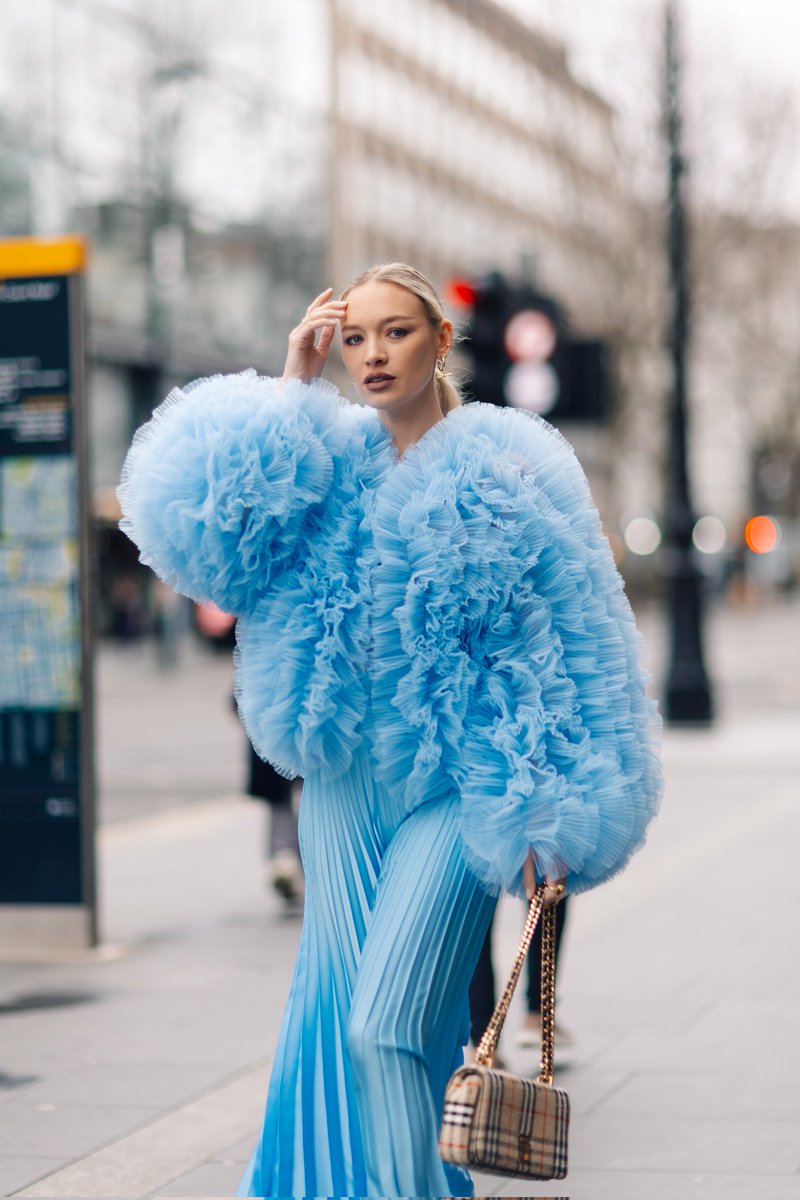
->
[118,371,352,614]
[369,403,662,898]
[456,409,663,897]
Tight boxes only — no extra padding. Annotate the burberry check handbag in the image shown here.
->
[439,883,570,1180]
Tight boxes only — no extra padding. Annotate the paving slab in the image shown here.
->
[0,1100,156,1158]
[0,1160,68,1198]
[150,1161,244,1197]
[14,1154,189,1200]
[14,1068,264,1198]
[12,1063,236,1112]
[207,1136,255,1166]
[570,1113,800,1174]
[489,1169,800,1199]
[596,1070,800,1120]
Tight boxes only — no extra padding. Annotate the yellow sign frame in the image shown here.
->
[0,236,87,279]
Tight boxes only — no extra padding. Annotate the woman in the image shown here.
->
[118,263,662,1197]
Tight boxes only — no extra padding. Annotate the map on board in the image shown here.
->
[0,456,75,540]
[0,540,77,587]
[0,457,80,708]
[0,582,80,708]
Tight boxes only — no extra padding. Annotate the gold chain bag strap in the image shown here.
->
[438,883,570,1180]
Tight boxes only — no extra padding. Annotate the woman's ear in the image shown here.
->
[438,319,454,357]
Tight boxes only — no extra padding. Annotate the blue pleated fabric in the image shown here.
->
[237,748,495,1198]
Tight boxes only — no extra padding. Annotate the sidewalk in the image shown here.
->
[1,600,799,1198]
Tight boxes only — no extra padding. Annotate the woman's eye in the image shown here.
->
[388,327,409,339]
[344,334,363,346]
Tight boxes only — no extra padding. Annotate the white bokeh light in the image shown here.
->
[692,515,727,554]
[504,361,560,414]
[623,516,662,556]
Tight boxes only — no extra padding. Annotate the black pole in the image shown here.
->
[663,0,713,724]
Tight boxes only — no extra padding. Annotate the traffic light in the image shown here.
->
[448,272,610,424]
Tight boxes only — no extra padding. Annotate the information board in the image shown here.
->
[0,237,96,950]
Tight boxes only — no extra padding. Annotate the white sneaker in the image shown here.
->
[268,848,304,903]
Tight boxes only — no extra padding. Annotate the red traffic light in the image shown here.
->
[444,277,479,306]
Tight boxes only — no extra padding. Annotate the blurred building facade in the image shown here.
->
[329,0,628,331]
[2,0,797,623]
[687,213,800,591]
[692,216,800,516]
[327,0,649,522]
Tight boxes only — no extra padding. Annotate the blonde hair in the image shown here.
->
[341,262,461,416]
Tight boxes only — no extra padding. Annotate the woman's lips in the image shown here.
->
[364,375,396,392]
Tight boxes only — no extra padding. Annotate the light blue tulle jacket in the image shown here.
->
[119,371,662,897]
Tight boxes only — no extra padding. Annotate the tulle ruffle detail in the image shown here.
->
[368,404,662,897]
[234,413,396,780]
[117,372,353,614]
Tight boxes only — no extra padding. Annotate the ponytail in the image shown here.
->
[434,362,461,415]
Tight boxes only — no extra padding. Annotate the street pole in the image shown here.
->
[663,0,713,723]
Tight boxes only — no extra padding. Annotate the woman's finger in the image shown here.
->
[317,324,336,355]
[295,308,346,335]
[306,287,334,314]
[297,316,341,330]
[290,318,340,345]
[301,305,346,326]
[522,852,537,900]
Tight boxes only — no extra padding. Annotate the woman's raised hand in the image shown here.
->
[282,288,347,383]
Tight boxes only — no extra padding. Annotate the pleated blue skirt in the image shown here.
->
[237,747,496,1198]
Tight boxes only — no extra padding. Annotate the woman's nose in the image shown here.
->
[365,343,387,365]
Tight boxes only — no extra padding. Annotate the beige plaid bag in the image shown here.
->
[439,884,570,1180]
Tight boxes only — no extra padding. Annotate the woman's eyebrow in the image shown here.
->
[341,314,416,332]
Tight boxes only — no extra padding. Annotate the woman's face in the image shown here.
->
[340,280,450,414]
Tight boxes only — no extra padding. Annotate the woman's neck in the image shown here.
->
[380,394,443,458]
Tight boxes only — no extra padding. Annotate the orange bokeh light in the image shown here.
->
[744,515,779,554]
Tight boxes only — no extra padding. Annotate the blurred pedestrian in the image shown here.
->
[118,262,662,1198]
[110,572,144,641]
[246,744,304,905]
[195,602,305,903]
[151,578,184,667]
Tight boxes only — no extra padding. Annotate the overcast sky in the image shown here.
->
[500,0,800,93]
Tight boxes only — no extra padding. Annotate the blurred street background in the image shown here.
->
[1,0,799,1195]
[3,0,799,604]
